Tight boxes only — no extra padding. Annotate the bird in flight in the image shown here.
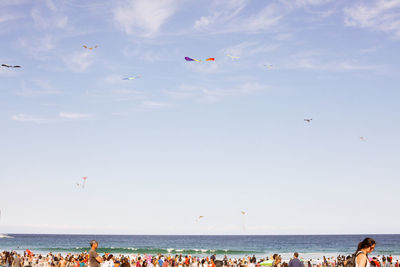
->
[304,119,312,123]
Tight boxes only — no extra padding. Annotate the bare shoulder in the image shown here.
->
[356,253,367,259]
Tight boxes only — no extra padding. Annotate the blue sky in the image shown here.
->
[1,0,400,235]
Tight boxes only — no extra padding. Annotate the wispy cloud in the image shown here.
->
[194,1,283,34]
[113,0,179,37]
[0,12,24,23]
[63,51,94,72]
[222,41,278,57]
[31,3,68,30]
[166,82,265,102]
[19,35,55,58]
[344,0,400,38]
[16,80,62,96]
[141,101,172,109]
[282,51,383,72]
[59,112,92,119]
[11,114,47,124]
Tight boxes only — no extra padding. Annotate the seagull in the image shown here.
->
[304,118,312,123]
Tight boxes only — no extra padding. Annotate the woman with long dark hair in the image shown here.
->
[356,238,376,267]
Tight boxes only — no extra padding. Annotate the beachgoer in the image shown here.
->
[12,255,23,267]
[88,240,103,267]
[355,238,376,267]
[289,253,304,267]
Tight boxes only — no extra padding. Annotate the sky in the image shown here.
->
[0,0,400,235]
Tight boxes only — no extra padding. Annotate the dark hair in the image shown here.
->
[90,240,98,247]
[294,252,299,258]
[357,238,376,252]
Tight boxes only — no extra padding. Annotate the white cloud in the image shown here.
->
[294,0,332,6]
[59,112,92,119]
[344,0,400,38]
[282,51,382,72]
[142,101,172,109]
[167,82,265,102]
[11,114,47,124]
[31,6,68,29]
[19,35,55,57]
[105,74,125,84]
[194,1,282,34]
[63,51,94,72]
[0,13,23,23]
[0,0,28,7]
[223,41,278,57]
[114,0,178,37]
[16,80,62,96]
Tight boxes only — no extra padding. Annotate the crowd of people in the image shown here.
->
[1,238,398,267]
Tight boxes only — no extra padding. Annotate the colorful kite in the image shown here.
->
[123,75,141,80]
[227,54,240,60]
[205,58,215,61]
[83,45,98,50]
[1,64,21,68]
[185,57,201,62]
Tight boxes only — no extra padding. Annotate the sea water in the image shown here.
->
[1,234,399,260]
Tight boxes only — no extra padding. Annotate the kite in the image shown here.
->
[76,177,88,188]
[83,45,98,50]
[205,58,215,61]
[264,64,273,69]
[304,119,312,123]
[185,57,201,62]
[241,211,246,215]
[360,137,365,141]
[1,64,21,68]
[227,54,240,60]
[123,75,141,80]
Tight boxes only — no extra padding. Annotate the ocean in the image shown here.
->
[1,234,399,260]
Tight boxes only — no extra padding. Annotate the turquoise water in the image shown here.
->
[0,234,399,259]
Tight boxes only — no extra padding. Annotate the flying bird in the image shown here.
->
[1,64,21,68]
[227,54,240,60]
[304,119,312,123]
